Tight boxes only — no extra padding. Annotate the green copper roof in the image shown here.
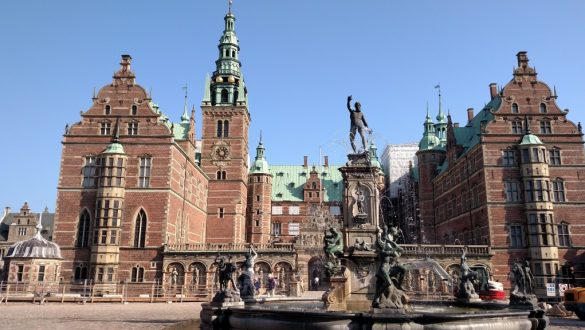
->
[451,96,501,153]
[369,141,381,168]
[172,122,189,140]
[519,133,544,145]
[270,165,343,202]
[103,142,125,154]
[250,139,270,174]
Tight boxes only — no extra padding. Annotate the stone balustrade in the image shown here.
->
[164,243,296,253]
[164,242,490,256]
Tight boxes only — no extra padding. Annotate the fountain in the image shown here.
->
[199,96,548,329]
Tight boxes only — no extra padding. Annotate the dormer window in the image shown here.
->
[131,105,138,115]
[105,105,111,115]
[539,103,547,114]
[511,103,519,114]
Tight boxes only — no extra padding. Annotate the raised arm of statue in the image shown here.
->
[347,95,353,112]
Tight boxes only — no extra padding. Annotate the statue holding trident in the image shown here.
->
[347,95,372,153]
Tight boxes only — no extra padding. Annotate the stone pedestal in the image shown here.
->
[288,279,303,297]
[323,276,348,311]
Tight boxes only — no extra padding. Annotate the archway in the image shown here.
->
[273,261,293,294]
[254,261,271,293]
[308,257,325,290]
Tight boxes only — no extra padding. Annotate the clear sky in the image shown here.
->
[1,0,585,212]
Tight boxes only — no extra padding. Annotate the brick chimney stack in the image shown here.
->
[324,156,329,167]
[489,83,498,99]
[303,156,308,168]
[467,108,474,123]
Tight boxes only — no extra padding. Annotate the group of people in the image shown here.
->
[253,275,277,296]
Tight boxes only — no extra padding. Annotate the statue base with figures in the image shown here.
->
[509,292,539,310]
[237,271,255,300]
[211,289,242,305]
[322,276,348,311]
[456,279,482,303]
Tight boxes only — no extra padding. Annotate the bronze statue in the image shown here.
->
[238,244,258,298]
[347,95,372,153]
[456,251,480,301]
[373,226,407,308]
[323,227,343,259]
[215,254,237,292]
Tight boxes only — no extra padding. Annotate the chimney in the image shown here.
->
[489,83,497,99]
[303,156,308,168]
[467,108,474,122]
[324,156,329,167]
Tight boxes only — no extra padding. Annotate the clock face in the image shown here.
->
[215,146,230,160]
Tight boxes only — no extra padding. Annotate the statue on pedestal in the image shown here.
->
[238,244,258,299]
[323,227,344,277]
[509,260,538,308]
[212,254,241,303]
[346,95,372,153]
[456,251,480,302]
[373,226,408,309]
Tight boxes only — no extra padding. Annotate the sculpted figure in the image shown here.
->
[347,95,372,153]
[215,254,237,292]
[323,227,343,259]
[355,189,366,214]
[373,226,406,308]
[238,244,258,298]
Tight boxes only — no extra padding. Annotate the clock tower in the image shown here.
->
[200,8,250,243]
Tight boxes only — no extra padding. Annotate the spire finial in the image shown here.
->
[92,87,97,100]
[524,115,531,134]
[181,84,189,122]
[228,0,233,13]
[259,130,263,144]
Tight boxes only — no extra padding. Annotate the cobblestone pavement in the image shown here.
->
[0,302,202,330]
[0,302,583,329]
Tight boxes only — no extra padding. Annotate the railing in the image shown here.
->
[400,244,491,257]
[0,281,210,304]
[164,243,295,253]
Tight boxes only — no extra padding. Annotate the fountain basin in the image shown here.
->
[201,300,548,330]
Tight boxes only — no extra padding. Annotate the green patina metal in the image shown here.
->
[519,133,544,145]
[418,108,442,151]
[250,138,270,174]
[369,140,381,168]
[102,142,125,154]
[269,165,343,202]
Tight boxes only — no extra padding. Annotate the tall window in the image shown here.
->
[503,150,516,166]
[272,222,281,236]
[82,156,99,188]
[540,120,552,134]
[218,207,225,218]
[74,265,88,281]
[131,105,138,115]
[557,223,571,247]
[105,105,111,115]
[38,265,45,282]
[18,228,27,236]
[511,103,519,113]
[539,103,547,113]
[216,120,229,138]
[131,266,144,282]
[134,210,147,248]
[552,179,566,202]
[528,213,554,247]
[127,122,138,135]
[17,265,24,282]
[100,157,124,187]
[221,89,229,103]
[504,181,520,202]
[76,210,91,248]
[549,148,561,165]
[100,122,111,135]
[510,225,523,248]
[511,120,523,134]
[139,157,151,188]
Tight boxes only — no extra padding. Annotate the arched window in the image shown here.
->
[131,266,144,282]
[76,210,91,248]
[223,120,229,137]
[216,171,226,180]
[311,182,317,189]
[221,89,229,103]
[105,105,111,115]
[539,103,547,113]
[134,209,147,248]
[131,105,138,115]
[74,265,88,281]
[511,103,519,113]
[216,120,223,138]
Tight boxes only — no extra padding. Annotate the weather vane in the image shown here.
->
[228,0,233,13]
[182,84,188,100]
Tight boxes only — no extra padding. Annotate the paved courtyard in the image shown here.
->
[0,302,201,330]
[0,302,582,329]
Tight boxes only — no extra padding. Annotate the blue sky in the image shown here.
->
[1,0,585,212]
